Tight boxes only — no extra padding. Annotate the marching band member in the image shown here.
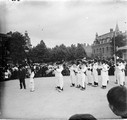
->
[86,61,93,86]
[114,61,119,84]
[80,62,87,90]
[106,61,110,84]
[117,60,125,86]
[73,63,79,88]
[92,60,99,87]
[54,61,64,92]
[52,63,60,90]
[29,67,35,92]
[75,61,82,88]
[69,61,76,87]
[101,61,109,89]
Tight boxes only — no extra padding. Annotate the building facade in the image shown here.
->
[92,24,120,59]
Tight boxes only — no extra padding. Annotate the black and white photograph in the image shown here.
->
[0,0,127,119]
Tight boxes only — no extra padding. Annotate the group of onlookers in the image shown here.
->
[2,58,127,82]
[2,63,52,80]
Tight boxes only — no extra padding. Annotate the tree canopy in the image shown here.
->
[8,31,27,64]
[111,34,126,58]
[6,31,87,64]
[28,42,87,63]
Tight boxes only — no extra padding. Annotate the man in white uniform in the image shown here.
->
[54,62,64,92]
[114,61,119,84]
[75,61,82,88]
[69,61,76,87]
[92,60,99,87]
[29,67,35,92]
[117,60,125,86]
[80,62,87,90]
[101,60,109,89]
[86,61,93,86]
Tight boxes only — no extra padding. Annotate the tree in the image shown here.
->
[111,34,126,58]
[75,43,87,59]
[28,40,48,63]
[28,41,88,63]
[67,44,77,60]
[9,32,26,64]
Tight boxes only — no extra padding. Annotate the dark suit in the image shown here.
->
[18,67,26,89]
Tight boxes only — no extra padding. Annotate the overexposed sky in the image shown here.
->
[1,0,127,47]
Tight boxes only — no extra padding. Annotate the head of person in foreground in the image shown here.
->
[107,86,127,118]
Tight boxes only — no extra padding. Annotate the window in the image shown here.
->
[107,47,108,52]
[103,48,104,53]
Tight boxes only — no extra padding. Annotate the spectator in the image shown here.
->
[18,65,26,89]
[107,86,127,118]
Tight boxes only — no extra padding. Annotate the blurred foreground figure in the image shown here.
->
[68,114,97,120]
[107,86,127,118]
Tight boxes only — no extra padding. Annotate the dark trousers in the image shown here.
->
[19,79,26,89]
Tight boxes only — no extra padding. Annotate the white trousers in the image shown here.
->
[101,71,108,86]
[81,73,86,88]
[70,72,76,84]
[77,73,81,86]
[119,71,125,86]
[93,70,98,83]
[57,76,64,89]
[30,78,35,91]
[87,70,93,84]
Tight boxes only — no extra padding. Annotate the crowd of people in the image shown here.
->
[2,58,127,92]
[48,58,127,92]
[1,58,127,119]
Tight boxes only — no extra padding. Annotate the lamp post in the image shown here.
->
[24,49,29,65]
[113,33,116,66]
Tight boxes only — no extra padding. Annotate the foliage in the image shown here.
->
[29,42,87,63]
[75,43,86,59]
[111,34,126,57]
[8,31,27,64]
[6,31,88,64]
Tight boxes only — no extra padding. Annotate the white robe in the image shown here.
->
[73,66,79,86]
[115,65,120,82]
[55,65,64,89]
[101,64,108,86]
[93,63,98,83]
[69,65,76,84]
[118,63,125,86]
[80,65,87,88]
[86,64,93,84]
[30,71,35,91]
